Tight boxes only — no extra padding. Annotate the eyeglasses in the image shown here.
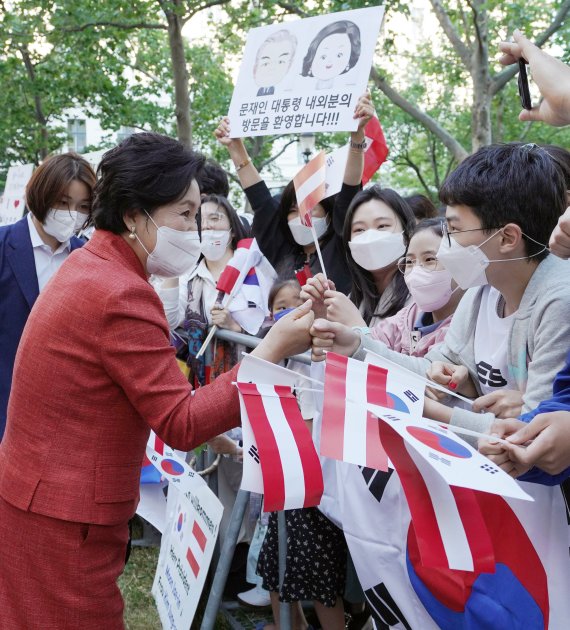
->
[442,221,503,247]
[397,255,441,274]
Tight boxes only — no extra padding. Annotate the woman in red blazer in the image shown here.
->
[0,133,314,629]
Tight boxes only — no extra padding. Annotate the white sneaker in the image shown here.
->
[237,584,271,608]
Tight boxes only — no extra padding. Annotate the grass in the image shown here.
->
[119,543,233,629]
[120,546,161,630]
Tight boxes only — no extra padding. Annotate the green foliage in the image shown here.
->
[1,0,569,195]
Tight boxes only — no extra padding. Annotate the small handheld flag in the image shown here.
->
[293,152,328,279]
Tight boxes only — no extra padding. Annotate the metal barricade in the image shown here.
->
[196,326,305,630]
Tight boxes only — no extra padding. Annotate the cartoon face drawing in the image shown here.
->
[253,29,297,96]
[311,32,352,80]
[301,20,361,89]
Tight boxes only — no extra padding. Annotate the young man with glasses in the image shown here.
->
[311,142,570,436]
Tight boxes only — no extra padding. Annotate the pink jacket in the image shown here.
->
[370,302,452,357]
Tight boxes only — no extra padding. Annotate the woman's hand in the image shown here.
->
[300,273,335,319]
[427,361,477,397]
[310,318,360,362]
[252,300,314,363]
[210,306,241,332]
[472,390,523,419]
[324,290,366,327]
[214,117,238,148]
[353,90,375,133]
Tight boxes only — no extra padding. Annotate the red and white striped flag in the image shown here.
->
[186,519,208,578]
[379,417,495,573]
[216,237,264,297]
[362,116,389,185]
[321,352,391,471]
[293,150,326,227]
[237,382,324,511]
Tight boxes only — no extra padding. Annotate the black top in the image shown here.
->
[245,180,359,295]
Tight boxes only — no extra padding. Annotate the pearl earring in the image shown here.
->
[129,226,137,240]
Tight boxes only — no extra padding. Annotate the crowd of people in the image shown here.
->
[0,28,570,630]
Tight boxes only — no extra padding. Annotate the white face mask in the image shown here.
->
[288,216,328,246]
[200,230,232,261]
[136,212,201,277]
[436,228,548,290]
[404,266,455,313]
[348,229,406,271]
[75,212,88,233]
[43,209,78,243]
[436,234,493,290]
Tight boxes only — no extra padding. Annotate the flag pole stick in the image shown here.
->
[239,352,325,385]
[438,423,512,447]
[195,290,235,359]
[310,224,328,282]
[363,349,474,407]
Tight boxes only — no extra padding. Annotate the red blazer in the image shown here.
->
[0,230,240,525]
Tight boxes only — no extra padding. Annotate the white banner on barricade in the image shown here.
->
[227,6,385,137]
[0,163,34,226]
[146,433,223,629]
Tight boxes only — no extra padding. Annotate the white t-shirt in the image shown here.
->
[473,286,517,395]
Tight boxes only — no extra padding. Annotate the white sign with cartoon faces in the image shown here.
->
[228,6,385,137]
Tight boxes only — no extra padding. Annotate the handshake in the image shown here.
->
[252,296,361,365]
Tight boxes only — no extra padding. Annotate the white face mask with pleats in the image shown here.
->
[436,229,548,290]
[136,211,201,277]
[200,230,232,261]
[288,216,328,246]
[43,209,78,243]
[348,229,406,271]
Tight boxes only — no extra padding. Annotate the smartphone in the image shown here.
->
[518,58,532,110]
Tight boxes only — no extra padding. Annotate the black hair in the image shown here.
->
[276,179,336,249]
[301,20,361,77]
[342,185,416,323]
[268,278,300,312]
[439,142,567,262]
[199,194,249,250]
[196,159,230,198]
[404,194,439,222]
[92,132,205,234]
[404,217,444,249]
[540,144,570,190]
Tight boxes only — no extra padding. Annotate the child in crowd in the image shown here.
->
[369,217,464,356]
[311,142,570,437]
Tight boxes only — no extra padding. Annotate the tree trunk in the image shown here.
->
[164,5,192,148]
[469,2,492,152]
[20,45,50,159]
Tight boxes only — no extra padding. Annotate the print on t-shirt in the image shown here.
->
[476,360,508,388]
[474,286,517,396]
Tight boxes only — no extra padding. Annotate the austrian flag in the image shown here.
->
[320,352,421,471]
[293,150,326,227]
[237,382,324,511]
